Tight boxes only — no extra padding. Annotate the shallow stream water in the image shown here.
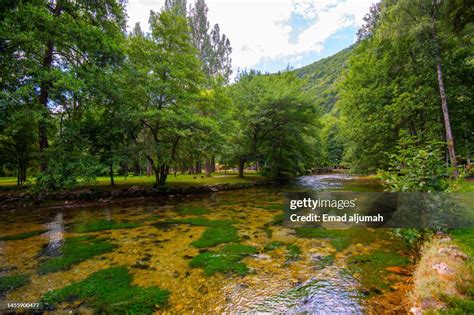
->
[0,174,412,314]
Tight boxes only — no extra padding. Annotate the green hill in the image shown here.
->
[293,46,354,112]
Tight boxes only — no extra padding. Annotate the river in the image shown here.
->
[0,174,412,314]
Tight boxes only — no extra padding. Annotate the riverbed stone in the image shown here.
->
[432,262,454,275]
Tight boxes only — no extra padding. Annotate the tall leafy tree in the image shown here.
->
[0,0,126,171]
[127,7,206,186]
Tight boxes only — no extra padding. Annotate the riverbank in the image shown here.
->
[0,173,272,210]
[409,180,474,314]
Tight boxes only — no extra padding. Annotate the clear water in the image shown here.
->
[0,175,409,313]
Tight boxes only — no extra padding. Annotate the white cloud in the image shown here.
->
[126,0,377,72]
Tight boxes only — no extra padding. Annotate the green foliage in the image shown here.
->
[0,274,29,293]
[73,220,140,233]
[392,228,425,246]
[189,244,256,275]
[338,0,473,173]
[348,250,410,290]
[33,142,100,192]
[0,229,47,241]
[39,236,117,274]
[227,71,322,178]
[41,266,169,314]
[294,46,353,112]
[179,206,210,215]
[191,226,239,248]
[378,137,452,192]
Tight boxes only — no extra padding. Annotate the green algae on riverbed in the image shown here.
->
[73,220,140,233]
[161,217,235,227]
[41,266,169,314]
[0,175,415,313]
[0,229,47,241]
[179,206,211,215]
[348,250,410,291]
[190,244,257,275]
[264,241,301,262]
[0,274,29,293]
[192,226,240,248]
[39,236,117,274]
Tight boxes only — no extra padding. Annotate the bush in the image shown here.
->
[377,137,454,192]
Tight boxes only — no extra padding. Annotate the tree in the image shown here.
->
[0,0,126,172]
[227,71,321,178]
[339,0,473,172]
[127,7,206,186]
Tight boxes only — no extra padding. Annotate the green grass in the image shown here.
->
[444,228,474,314]
[295,228,379,252]
[179,206,211,215]
[41,266,169,314]
[348,250,410,291]
[162,218,235,228]
[189,244,257,275]
[450,228,474,258]
[458,180,474,192]
[264,241,301,261]
[0,229,47,241]
[0,172,263,191]
[0,177,20,187]
[0,274,29,293]
[192,226,240,248]
[39,236,117,274]
[73,220,140,233]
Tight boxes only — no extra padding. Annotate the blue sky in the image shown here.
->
[126,1,377,78]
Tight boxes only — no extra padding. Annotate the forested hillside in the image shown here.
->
[294,46,353,112]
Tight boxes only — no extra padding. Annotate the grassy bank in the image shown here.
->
[0,172,262,189]
[409,180,474,313]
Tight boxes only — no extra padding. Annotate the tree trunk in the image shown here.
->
[238,159,245,178]
[109,163,115,186]
[195,161,201,174]
[188,163,194,175]
[38,41,54,172]
[211,155,216,172]
[133,159,141,176]
[431,4,457,167]
[146,159,152,176]
[205,158,212,177]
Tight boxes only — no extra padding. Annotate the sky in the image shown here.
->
[126,0,377,77]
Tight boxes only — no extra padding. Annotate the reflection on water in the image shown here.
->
[43,213,64,257]
[0,175,408,313]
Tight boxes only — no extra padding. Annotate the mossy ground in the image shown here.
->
[348,250,410,291]
[41,266,169,314]
[179,206,211,215]
[0,229,47,241]
[0,274,29,293]
[39,236,117,274]
[295,228,379,252]
[189,244,257,275]
[73,220,140,233]
[192,226,240,248]
[264,241,301,262]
